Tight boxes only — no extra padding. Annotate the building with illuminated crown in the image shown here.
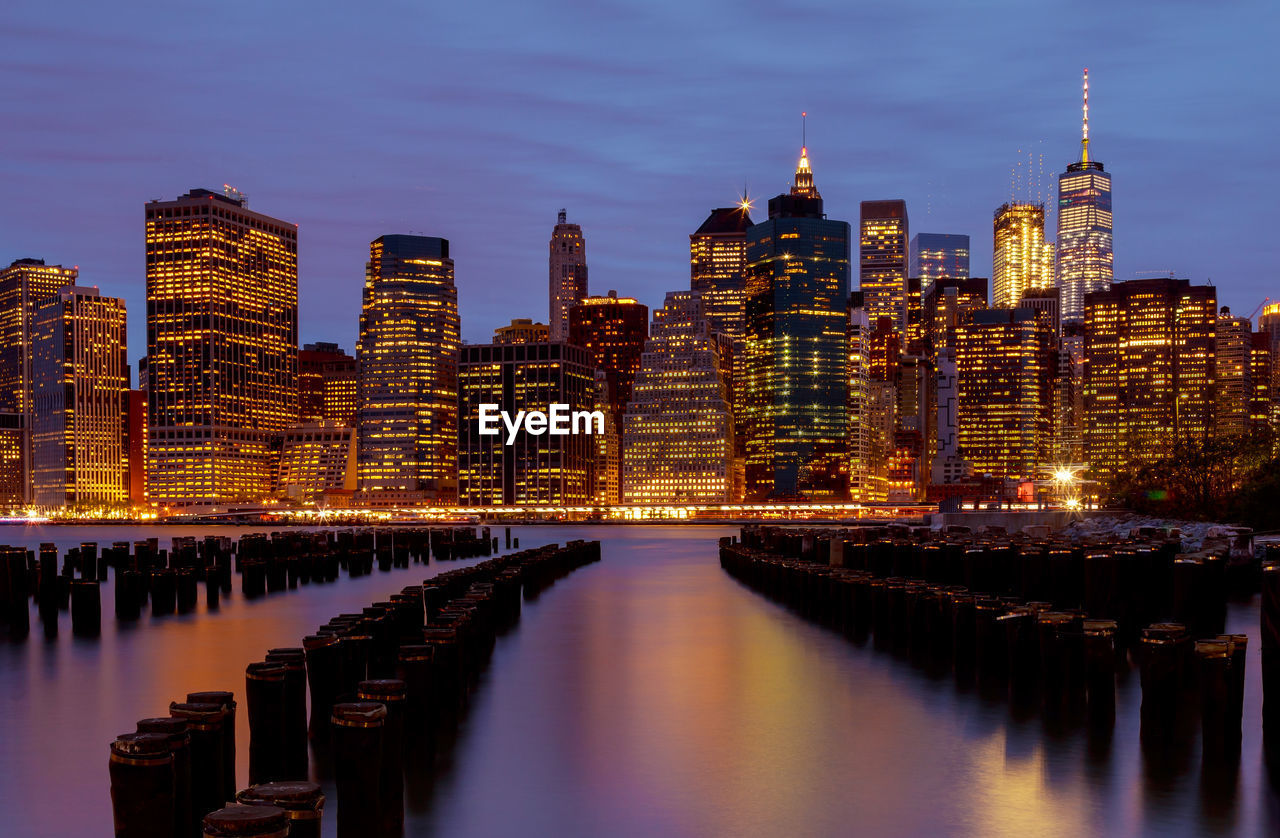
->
[356,234,460,505]
[691,206,753,339]
[1057,69,1114,323]
[743,144,851,500]
[1084,278,1216,486]
[494,318,550,345]
[956,307,1054,480]
[622,291,733,503]
[145,188,298,508]
[568,290,648,504]
[909,233,969,289]
[549,209,588,342]
[993,202,1054,310]
[860,200,909,331]
[0,258,78,501]
[299,342,357,426]
[457,341,595,506]
[31,287,128,507]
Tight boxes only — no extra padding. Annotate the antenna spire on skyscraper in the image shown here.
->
[791,113,818,198]
[1081,68,1090,164]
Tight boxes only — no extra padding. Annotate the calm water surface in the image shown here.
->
[1,523,1277,837]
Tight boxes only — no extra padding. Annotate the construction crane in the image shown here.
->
[1249,297,1273,320]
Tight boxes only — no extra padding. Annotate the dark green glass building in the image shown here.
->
[743,147,851,501]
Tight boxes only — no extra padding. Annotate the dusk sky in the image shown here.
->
[2,0,1276,365]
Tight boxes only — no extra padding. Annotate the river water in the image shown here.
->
[0,523,1276,837]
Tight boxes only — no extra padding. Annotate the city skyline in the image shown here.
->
[3,2,1277,364]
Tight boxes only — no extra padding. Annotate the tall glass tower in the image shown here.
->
[1056,69,1114,323]
[743,144,851,501]
[357,235,460,504]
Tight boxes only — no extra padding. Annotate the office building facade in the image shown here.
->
[145,188,298,507]
[31,287,129,507]
[622,291,733,503]
[458,341,595,506]
[1083,278,1216,485]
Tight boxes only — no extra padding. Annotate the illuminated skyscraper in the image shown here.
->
[744,145,851,500]
[0,258,77,501]
[993,202,1054,309]
[493,318,550,345]
[299,342,358,426]
[1056,69,1114,323]
[31,287,128,507]
[357,235,460,505]
[1215,307,1252,435]
[568,290,648,504]
[1084,278,1217,486]
[145,188,298,507]
[691,206,753,339]
[457,342,595,506]
[909,233,970,289]
[956,308,1054,480]
[859,200,909,331]
[549,209,588,342]
[622,291,733,504]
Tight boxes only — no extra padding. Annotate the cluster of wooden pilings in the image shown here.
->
[109,539,600,837]
[0,527,516,642]
[721,525,1278,775]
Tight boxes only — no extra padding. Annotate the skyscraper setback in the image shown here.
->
[1056,69,1114,323]
[144,188,298,507]
[549,209,588,342]
[859,200,909,330]
[743,145,851,500]
[992,202,1054,309]
[356,235,460,505]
